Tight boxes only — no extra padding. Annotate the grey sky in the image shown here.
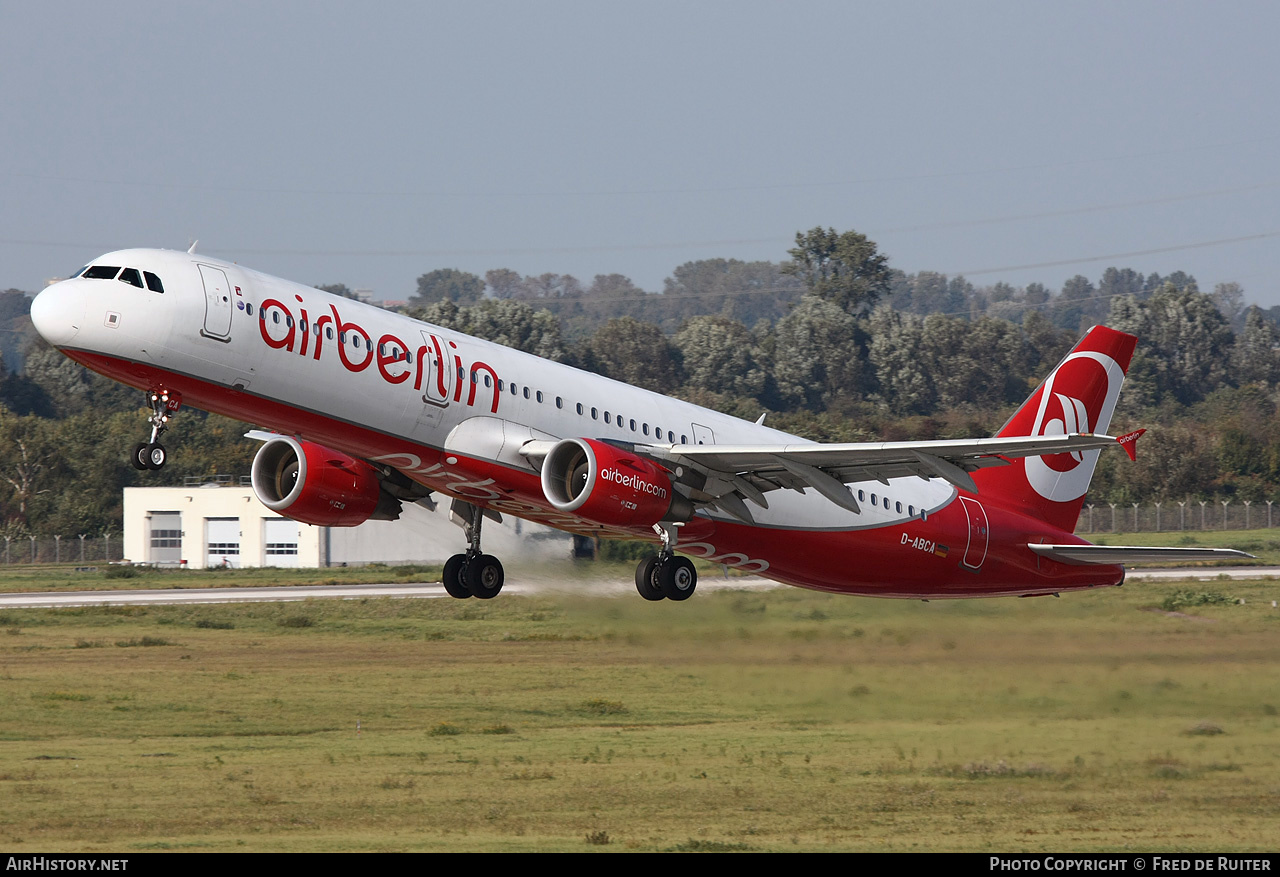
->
[3,1,1278,307]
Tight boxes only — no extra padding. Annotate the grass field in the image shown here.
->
[0,560,1278,852]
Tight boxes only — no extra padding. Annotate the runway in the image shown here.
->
[0,567,1273,609]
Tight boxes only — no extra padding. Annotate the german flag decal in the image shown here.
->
[933,544,950,558]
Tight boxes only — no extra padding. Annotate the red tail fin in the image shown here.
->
[973,325,1137,532]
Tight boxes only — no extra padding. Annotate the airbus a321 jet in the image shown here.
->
[29,249,1250,600]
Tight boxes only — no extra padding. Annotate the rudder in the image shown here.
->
[972,325,1137,532]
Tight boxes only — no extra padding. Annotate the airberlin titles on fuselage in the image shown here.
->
[600,466,670,499]
[257,296,501,414]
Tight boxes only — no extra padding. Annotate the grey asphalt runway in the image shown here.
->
[0,567,1273,609]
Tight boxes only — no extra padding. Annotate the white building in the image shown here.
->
[123,479,575,568]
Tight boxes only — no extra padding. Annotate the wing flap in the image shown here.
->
[643,433,1120,493]
[1029,544,1255,565]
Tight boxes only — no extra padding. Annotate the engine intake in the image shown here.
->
[251,436,400,527]
[541,437,691,528]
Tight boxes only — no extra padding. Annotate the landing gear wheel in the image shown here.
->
[131,442,149,471]
[143,442,167,470]
[465,554,504,600]
[441,553,471,599]
[657,556,697,601]
[635,555,665,601]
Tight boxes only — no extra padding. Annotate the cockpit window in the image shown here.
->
[118,268,144,288]
[144,271,164,293]
[72,266,88,278]
[83,265,121,280]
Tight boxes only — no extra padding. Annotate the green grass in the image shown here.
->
[0,572,1278,851]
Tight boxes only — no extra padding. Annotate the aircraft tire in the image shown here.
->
[441,554,471,599]
[635,555,664,601]
[658,556,697,601]
[465,554,504,599]
[144,443,167,470]
[131,442,149,471]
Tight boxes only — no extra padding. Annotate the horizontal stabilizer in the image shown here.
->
[1029,544,1255,565]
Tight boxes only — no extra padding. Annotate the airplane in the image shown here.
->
[28,247,1251,600]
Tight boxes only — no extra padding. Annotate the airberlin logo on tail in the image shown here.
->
[1024,351,1125,503]
[601,467,668,499]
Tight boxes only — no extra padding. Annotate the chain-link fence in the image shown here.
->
[1080,501,1278,533]
[2,534,122,566]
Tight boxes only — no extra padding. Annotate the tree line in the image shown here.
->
[2,227,1279,537]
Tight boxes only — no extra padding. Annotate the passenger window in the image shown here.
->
[143,271,164,293]
[642,424,649,436]
[273,311,281,324]
[326,326,334,340]
[497,379,504,392]
[406,350,413,364]
[339,331,347,343]
[523,387,530,399]
[245,303,253,316]
[591,408,598,420]
[536,390,544,403]
[681,435,688,444]
[83,266,121,280]
[576,403,583,415]
[299,319,307,332]
[484,374,492,388]
[556,397,563,409]
[896,501,903,514]
[908,505,915,517]
[629,419,636,431]
[871,494,878,506]
[604,412,611,424]
[510,383,518,395]
[286,315,294,328]
[858,489,865,502]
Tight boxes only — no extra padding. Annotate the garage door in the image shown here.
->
[148,512,182,565]
[205,517,241,568]
[263,518,300,568]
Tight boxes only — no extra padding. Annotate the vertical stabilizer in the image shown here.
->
[972,325,1137,532]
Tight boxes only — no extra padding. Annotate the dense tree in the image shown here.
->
[584,317,683,394]
[770,295,868,410]
[661,259,803,328]
[1231,306,1280,386]
[782,227,892,316]
[1108,282,1233,406]
[460,299,570,362]
[673,315,766,400]
[412,269,484,306]
[867,307,934,414]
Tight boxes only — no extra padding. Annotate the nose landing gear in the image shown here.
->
[131,389,181,471]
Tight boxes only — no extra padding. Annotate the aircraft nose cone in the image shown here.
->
[30,282,86,347]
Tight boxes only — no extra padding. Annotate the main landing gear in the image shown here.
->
[131,389,181,471]
[441,500,505,600]
[634,523,697,602]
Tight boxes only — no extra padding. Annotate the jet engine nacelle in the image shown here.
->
[251,436,400,527]
[540,437,692,528]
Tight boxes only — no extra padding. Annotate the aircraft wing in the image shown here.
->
[1028,544,1255,565]
[635,433,1121,518]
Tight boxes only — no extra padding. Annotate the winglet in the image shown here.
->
[1117,428,1145,462]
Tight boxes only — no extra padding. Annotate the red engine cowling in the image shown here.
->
[540,437,691,528]
[251,436,399,527]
